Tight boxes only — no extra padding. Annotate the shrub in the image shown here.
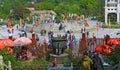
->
[104,45,120,65]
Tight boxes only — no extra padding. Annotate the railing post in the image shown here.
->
[118,61,120,70]
[71,62,73,70]
[8,61,12,70]
[0,55,4,70]
[48,63,50,70]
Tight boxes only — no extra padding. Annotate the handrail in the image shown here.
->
[110,61,120,70]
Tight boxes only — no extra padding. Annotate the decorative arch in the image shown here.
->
[105,0,120,24]
[108,13,117,22]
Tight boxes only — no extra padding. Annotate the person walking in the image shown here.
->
[82,52,93,70]
[91,53,104,70]
[53,58,57,67]
[59,23,63,31]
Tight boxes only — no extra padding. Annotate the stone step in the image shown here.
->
[57,64,64,67]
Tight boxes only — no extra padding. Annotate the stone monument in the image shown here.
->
[105,0,120,24]
[50,37,68,64]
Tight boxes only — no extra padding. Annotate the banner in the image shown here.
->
[96,21,99,31]
[32,16,34,24]
[19,18,22,28]
[8,18,12,28]
[108,17,111,27]
[27,16,30,22]
[40,13,45,21]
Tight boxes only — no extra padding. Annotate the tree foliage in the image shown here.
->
[105,45,120,65]
[0,0,105,19]
[12,6,30,19]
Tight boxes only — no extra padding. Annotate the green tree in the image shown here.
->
[105,45,120,65]
[12,6,30,19]
[0,0,28,18]
[79,0,98,16]
[34,2,55,10]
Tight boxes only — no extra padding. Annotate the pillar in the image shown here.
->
[8,61,12,70]
[0,55,4,70]
[105,0,108,6]
[105,0,108,24]
[32,32,36,44]
[117,12,120,23]
[79,33,87,54]
[105,12,108,24]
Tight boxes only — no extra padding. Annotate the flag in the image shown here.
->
[27,16,30,22]
[52,15,55,21]
[40,13,45,21]
[34,20,37,25]
[8,18,12,28]
[32,16,34,24]
[34,16,37,25]
[62,14,65,19]
[19,18,22,28]
[108,17,111,27]
[96,21,99,31]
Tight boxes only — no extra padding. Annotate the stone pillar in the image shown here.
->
[117,12,120,23]
[8,61,12,70]
[105,12,108,24]
[32,32,36,44]
[79,33,87,54]
[0,55,4,70]
[105,0,108,24]
[118,0,120,4]
[105,0,108,6]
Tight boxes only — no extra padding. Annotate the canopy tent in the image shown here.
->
[107,38,119,45]
[95,44,112,54]
[116,39,120,45]
[12,37,32,46]
[0,39,13,49]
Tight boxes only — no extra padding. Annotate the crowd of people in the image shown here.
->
[82,51,104,70]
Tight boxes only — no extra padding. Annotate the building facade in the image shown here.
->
[105,0,120,24]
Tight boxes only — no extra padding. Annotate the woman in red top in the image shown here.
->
[53,58,57,67]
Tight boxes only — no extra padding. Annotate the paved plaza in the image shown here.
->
[0,20,120,40]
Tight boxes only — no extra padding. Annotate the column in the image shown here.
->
[117,12,120,23]
[32,32,36,44]
[105,0,108,6]
[0,55,4,70]
[105,0,108,24]
[117,0,120,23]
[105,12,108,24]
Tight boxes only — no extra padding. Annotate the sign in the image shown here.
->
[48,67,72,70]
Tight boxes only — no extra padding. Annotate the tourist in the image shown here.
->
[91,52,104,70]
[36,34,39,41]
[53,58,57,67]
[81,28,83,33]
[92,33,95,38]
[59,23,63,30]
[30,28,34,33]
[12,28,14,34]
[82,52,93,70]
[87,31,89,38]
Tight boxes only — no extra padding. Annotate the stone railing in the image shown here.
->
[110,61,120,70]
[0,55,12,70]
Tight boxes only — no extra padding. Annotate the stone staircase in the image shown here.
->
[57,64,64,67]
[26,20,85,34]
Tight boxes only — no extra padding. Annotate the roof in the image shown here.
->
[31,10,56,15]
[51,37,67,42]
